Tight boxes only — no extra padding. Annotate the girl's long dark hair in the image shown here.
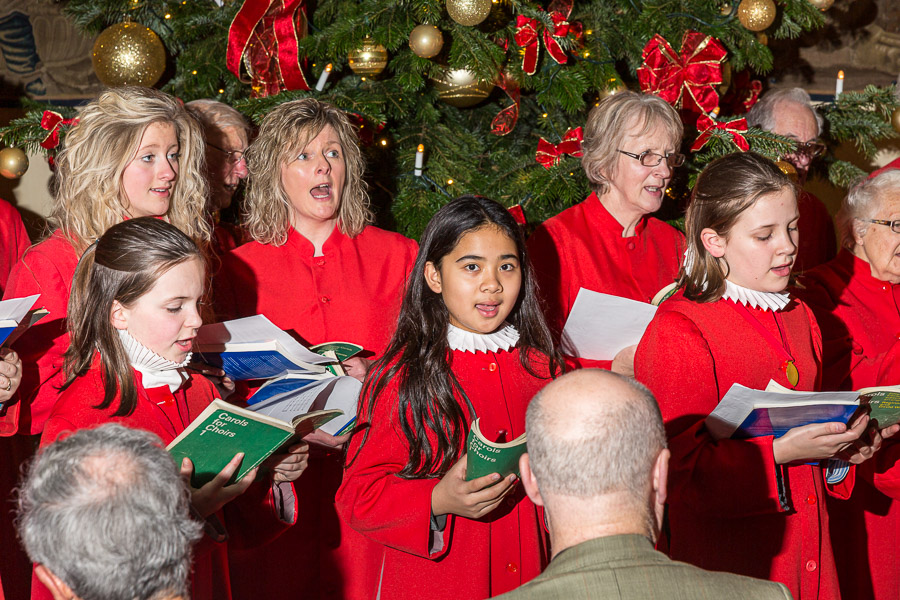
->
[62,218,204,416]
[351,195,564,479]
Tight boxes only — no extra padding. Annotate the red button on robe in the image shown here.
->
[336,347,552,600]
[35,362,296,600]
[635,291,848,600]
[214,224,417,600]
[528,193,684,369]
[797,249,900,600]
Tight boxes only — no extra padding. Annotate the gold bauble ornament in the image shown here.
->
[806,0,834,9]
[432,69,493,107]
[348,38,388,76]
[409,25,444,59]
[892,107,900,134]
[756,32,769,45]
[91,22,166,87]
[0,148,28,179]
[775,160,799,184]
[446,0,492,26]
[737,0,777,32]
[720,2,734,15]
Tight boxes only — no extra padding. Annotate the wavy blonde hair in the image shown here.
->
[50,87,211,252]
[244,98,373,245]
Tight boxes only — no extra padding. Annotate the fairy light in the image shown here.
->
[414,144,425,176]
[835,70,844,99]
[315,63,333,91]
[447,178,454,185]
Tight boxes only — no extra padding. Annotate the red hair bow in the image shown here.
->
[637,31,726,117]
[39,111,78,150]
[535,127,583,169]
[691,114,750,153]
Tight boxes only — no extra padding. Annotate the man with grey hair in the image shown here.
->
[17,423,202,600]
[494,369,792,599]
[747,87,836,271]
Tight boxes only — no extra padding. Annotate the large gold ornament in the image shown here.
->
[775,160,799,184]
[892,107,900,134]
[348,38,388,76]
[737,0,777,31]
[432,69,493,107]
[446,0,492,26]
[409,25,444,59]
[0,148,28,179]
[806,0,834,10]
[91,22,166,87]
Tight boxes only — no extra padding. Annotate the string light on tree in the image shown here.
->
[409,25,443,59]
[414,144,425,176]
[0,147,28,179]
[737,0,776,31]
[348,38,388,76]
[446,0,491,26]
[91,21,166,87]
[315,64,333,91]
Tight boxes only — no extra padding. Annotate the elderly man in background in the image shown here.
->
[747,87,836,272]
[16,424,201,600]
[494,369,792,600]
[186,99,251,255]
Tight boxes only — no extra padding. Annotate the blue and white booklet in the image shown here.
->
[0,294,46,347]
[248,374,362,436]
[194,315,331,381]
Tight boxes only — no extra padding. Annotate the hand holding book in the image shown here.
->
[431,454,518,520]
[180,452,259,518]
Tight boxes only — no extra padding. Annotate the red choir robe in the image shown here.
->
[794,190,837,274]
[527,192,684,369]
[214,224,418,599]
[797,249,900,599]
[635,291,850,600]
[336,346,552,600]
[0,199,30,295]
[211,220,246,257]
[1,230,80,436]
[36,361,296,600]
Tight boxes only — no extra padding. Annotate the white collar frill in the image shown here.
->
[118,329,191,393]
[447,323,520,354]
[722,279,791,312]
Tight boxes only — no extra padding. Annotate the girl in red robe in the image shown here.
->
[635,152,885,600]
[337,196,564,599]
[35,218,306,600]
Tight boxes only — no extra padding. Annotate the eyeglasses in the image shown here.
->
[208,143,247,165]
[862,219,900,234]
[617,149,685,168]
[793,141,826,158]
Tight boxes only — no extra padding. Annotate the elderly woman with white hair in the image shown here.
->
[797,169,900,600]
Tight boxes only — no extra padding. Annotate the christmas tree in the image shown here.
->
[0,0,897,238]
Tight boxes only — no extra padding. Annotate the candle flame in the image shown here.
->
[326,64,333,72]
[838,70,844,79]
[417,144,425,152]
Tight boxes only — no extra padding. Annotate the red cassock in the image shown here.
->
[336,347,552,600]
[1,231,80,436]
[797,249,900,599]
[36,362,296,600]
[211,220,247,257]
[527,193,684,369]
[794,190,837,274]
[0,198,30,295]
[214,225,417,599]
[634,292,849,600]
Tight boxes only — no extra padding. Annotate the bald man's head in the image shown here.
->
[526,369,666,500]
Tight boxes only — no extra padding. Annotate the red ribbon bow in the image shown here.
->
[743,79,763,112]
[39,111,78,150]
[492,72,521,136]
[536,127,583,168]
[691,114,750,152]
[637,31,726,117]
[227,0,310,98]
[515,0,573,75]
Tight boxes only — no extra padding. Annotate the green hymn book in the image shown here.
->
[167,399,341,487]
[465,418,527,481]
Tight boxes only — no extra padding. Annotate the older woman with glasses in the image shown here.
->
[528,91,685,374]
[796,169,900,600]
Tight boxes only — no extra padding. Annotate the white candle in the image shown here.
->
[835,70,844,99]
[414,144,424,176]
[315,64,333,92]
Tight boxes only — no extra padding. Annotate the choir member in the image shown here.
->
[527,91,685,374]
[214,98,417,599]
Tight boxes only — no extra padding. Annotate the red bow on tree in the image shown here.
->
[515,0,573,75]
[536,127,583,168]
[637,31,726,118]
[492,72,521,136]
[227,0,310,98]
[743,79,763,112]
[39,111,78,150]
[508,204,527,226]
[691,114,750,152]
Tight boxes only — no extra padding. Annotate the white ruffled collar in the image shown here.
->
[118,329,191,393]
[722,279,791,312]
[447,323,520,353]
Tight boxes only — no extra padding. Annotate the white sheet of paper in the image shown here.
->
[195,314,331,365]
[0,294,40,324]
[561,288,658,361]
